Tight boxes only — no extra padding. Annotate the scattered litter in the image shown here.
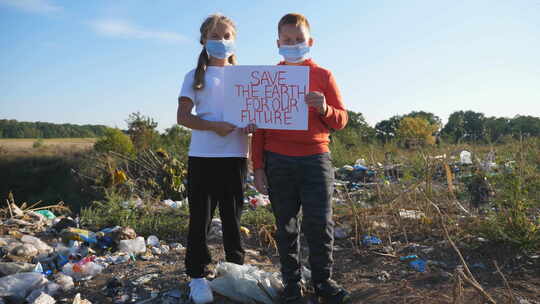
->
[399,209,425,220]
[118,236,146,254]
[0,272,49,298]
[209,262,283,304]
[35,210,56,219]
[362,235,382,246]
[61,228,97,244]
[240,226,251,238]
[51,217,78,233]
[72,293,92,304]
[460,150,472,165]
[0,261,35,276]
[400,255,418,261]
[133,273,159,286]
[409,259,427,272]
[28,292,56,304]
[62,259,104,281]
[147,235,160,247]
[334,226,350,239]
[162,199,185,208]
[377,270,391,281]
[54,272,75,291]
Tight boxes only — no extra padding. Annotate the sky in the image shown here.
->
[1,0,539,132]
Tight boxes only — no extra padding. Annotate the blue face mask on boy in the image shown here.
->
[205,39,235,59]
[278,41,310,63]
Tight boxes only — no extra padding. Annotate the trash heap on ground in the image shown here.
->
[0,197,284,304]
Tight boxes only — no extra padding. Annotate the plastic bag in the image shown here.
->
[209,262,283,304]
[118,236,146,254]
[460,151,472,165]
[60,228,97,244]
[35,210,56,219]
[0,272,49,298]
[62,260,104,281]
[21,235,53,254]
[147,235,160,247]
[54,272,74,291]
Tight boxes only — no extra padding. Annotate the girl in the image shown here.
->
[177,13,253,304]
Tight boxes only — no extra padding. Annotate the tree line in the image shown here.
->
[0,119,108,138]
[341,110,540,147]
[3,110,540,147]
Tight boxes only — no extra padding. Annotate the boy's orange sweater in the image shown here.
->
[251,59,348,170]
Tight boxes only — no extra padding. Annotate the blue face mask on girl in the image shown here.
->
[278,41,310,63]
[205,39,235,59]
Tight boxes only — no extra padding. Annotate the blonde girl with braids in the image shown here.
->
[177,13,254,303]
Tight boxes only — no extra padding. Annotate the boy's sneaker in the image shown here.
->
[189,278,214,304]
[281,280,303,303]
[314,280,351,304]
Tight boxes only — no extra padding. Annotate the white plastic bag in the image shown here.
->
[209,262,283,304]
[62,261,104,281]
[21,235,53,254]
[0,272,49,298]
[460,150,472,164]
[118,236,146,254]
[147,235,160,247]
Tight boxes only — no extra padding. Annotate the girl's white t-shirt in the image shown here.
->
[179,66,248,158]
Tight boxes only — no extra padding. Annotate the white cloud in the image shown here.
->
[0,0,62,13]
[90,19,189,44]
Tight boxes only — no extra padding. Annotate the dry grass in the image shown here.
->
[0,138,96,155]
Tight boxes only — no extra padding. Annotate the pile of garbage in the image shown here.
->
[0,200,190,303]
[0,196,286,304]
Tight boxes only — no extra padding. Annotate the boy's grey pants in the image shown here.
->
[264,151,335,284]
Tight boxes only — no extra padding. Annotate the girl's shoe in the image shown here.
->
[189,278,214,304]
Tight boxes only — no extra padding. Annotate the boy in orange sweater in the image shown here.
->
[251,13,350,304]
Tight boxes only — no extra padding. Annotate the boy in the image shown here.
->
[251,13,350,304]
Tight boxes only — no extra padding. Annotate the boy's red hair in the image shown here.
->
[278,13,311,33]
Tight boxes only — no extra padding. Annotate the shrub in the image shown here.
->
[94,128,135,156]
[32,138,44,148]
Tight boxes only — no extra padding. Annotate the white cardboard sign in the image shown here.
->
[223,65,309,130]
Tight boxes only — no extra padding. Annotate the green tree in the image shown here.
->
[375,115,402,143]
[407,111,442,131]
[442,110,485,143]
[94,128,135,156]
[484,117,511,143]
[161,125,191,160]
[344,111,376,143]
[126,112,161,151]
[509,115,540,138]
[396,116,437,147]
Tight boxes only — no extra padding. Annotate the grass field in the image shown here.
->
[0,138,96,154]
